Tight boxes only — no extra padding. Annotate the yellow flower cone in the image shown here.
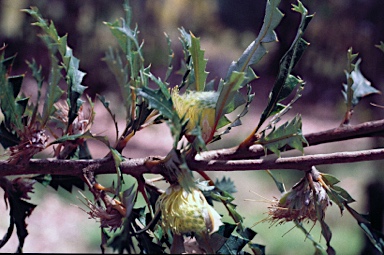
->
[171,87,218,143]
[157,185,223,235]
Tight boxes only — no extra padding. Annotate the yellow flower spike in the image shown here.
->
[157,185,223,235]
[171,86,218,143]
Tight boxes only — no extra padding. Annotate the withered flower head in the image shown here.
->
[266,177,330,225]
[8,128,48,165]
[79,194,123,232]
[156,184,223,235]
[55,101,92,135]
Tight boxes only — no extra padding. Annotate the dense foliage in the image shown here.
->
[1,0,384,254]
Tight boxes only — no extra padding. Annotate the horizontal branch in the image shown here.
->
[200,118,384,160]
[190,148,384,171]
[1,148,384,177]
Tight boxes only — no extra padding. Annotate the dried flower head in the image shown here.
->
[54,101,92,135]
[171,87,218,143]
[79,193,124,232]
[156,184,223,235]
[266,177,330,225]
[8,128,48,165]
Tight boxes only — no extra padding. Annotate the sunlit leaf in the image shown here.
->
[189,33,208,91]
[258,115,307,156]
[255,5,312,132]
[342,58,381,108]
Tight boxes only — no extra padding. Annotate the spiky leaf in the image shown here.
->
[258,115,307,156]
[256,5,312,132]
[225,0,284,82]
[342,58,380,108]
[189,33,208,91]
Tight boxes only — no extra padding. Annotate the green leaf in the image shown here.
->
[215,176,237,195]
[225,0,284,82]
[0,57,25,131]
[321,173,340,186]
[375,41,384,53]
[25,6,87,129]
[97,94,119,143]
[110,147,124,195]
[256,4,312,132]
[295,221,327,255]
[330,185,355,204]
[346,204,384,254]
[342,58,380,108]
[189,33,208,91]
[42,54,64,126]
[258,115,307,156]
[136,86,174,120]
[266,170,286,193]
[212,85,254,143]
[64,48,87,126]
[103,47,131,117]
[215,72,246,132]
[164,33,174,82]
[33,174,85,192]
[217,234,249,255]
[50,130,110,147]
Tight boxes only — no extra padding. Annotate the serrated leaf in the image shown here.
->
[65,48,87,126]
[0,177,36,252]
[214,72,246,133]
[42,54,64,125]
[258,115,307,156]
[33,174,85,192]
[97,94,119,143]
[0,54,25,132]
[164,33,174,82]
[25,7,87,128]
[189,33,208,91]
[215,176,237,195]
[49,130,110,147]
[255,6,312,132]
[217,234,249,255]
[225,0,283,82]
[343,58,380,108]
[110,147,124,195]
[136,86,174,120]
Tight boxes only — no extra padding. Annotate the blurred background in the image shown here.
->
[1,0,384,254]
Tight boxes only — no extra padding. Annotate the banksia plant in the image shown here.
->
[266,174,330,225]
[171,87,218,143]
[156,184,222,236]
[1,0,383,254]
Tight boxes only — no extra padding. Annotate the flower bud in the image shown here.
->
[171,87,218,142]
[157,185,222,235]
